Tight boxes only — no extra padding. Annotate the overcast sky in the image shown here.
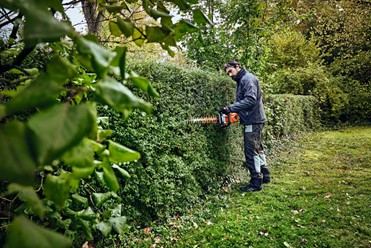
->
[64,1,86,32]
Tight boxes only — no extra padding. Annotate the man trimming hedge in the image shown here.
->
[220,60,270,192]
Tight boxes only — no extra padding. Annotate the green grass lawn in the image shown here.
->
[122,127,371,248]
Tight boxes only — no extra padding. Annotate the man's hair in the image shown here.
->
[224,61,240,71]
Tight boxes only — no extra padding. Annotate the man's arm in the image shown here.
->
[229,80,257,112]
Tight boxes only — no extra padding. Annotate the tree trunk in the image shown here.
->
[81,0,105,36]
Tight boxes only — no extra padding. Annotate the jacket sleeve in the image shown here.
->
[228,78,257,112]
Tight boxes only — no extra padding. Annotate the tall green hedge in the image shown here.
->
[98,62,320,224]
[264,94,320,140]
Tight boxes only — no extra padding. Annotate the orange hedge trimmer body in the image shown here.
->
[188,112,239,128]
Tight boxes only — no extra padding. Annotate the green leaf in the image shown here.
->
[62,138,94,168]
[90,140,105,153]
[130,71,159,97]
[109,216,128,235]
[7,216,72,248]
[78,207,98,221]
[7,183,44,218]
[117,17,134,38]
[96,222,112,237]
[0,121,36,186]
[46,56,78,82]
[3,73,61,117]
[97,129,113,142]
[94,76,152,114]
[109,140,141,163]
[161,43,175,57]
[95,170,105,185]
[27,103,96,165]
[76,37,116,78]
[23,3,72,47]
[0,105,5,119]
[149,9,172,19]
[161,17,174,31]
[111,204,122,217]
[146,26,170,43]
[174,20,198,41]
[72,166,96,179]
[101,159,120,192]
[72,194,89,207]
[193,9,213,25]
[163,34,177,47]
[76,218,94,241]
[92,192,116,206]
[45,0,66,14]
[168,0,191,10]
[132,27,145,47]
[24,68,39,76]
[105,5,124,13]
[109,21,122,37]
[110,46,127,79]
[112,164,131,179]
[44,171,72,208]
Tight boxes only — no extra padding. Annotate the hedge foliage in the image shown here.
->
[98,61,320,224]
[264,94,320,140]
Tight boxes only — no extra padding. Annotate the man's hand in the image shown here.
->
[219,107,231,114]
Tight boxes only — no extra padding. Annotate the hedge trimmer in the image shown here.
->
[188,112,239,128]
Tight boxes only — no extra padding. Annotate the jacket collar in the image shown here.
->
[233,67,247,82]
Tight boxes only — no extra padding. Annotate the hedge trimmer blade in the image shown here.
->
[188,116,219,125]
[188,113,239,128]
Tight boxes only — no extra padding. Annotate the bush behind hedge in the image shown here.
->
[98,61,319,224]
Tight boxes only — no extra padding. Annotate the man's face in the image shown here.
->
[225,66,240,79]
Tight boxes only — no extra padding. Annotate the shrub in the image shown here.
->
[270,64,348,122]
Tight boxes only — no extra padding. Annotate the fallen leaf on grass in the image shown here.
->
[292,209,305,215]
[154,236,161,244]
[144,227,151,235]
[324,192,331,199]
[258,229,269,236]
[168,221,180,229]
[82,241,93,248]
[283,241,292,247]
[193,222,199,229]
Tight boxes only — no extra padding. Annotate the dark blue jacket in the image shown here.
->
[228,68,266,125]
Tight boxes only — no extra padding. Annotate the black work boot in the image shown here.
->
[261,166,271,184]
[240,173,263,192]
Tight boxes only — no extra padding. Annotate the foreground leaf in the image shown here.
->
[109,140,140,163]
[44,171,73,208]
[8,183,44,218]
[117,17,134,38]
[28,103,96,165]
[7,216,72,248]
[101,159,120,192]
[0,121,36,185]
[112,164,131,179]
[62,138,95,169]
[95,76,152,114]
[2,73,61,117]
[76,37,116,78]
[130,71,160,97]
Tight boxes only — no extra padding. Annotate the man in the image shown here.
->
[220,60,270,192]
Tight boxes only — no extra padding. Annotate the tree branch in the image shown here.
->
[0,46,35,74]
